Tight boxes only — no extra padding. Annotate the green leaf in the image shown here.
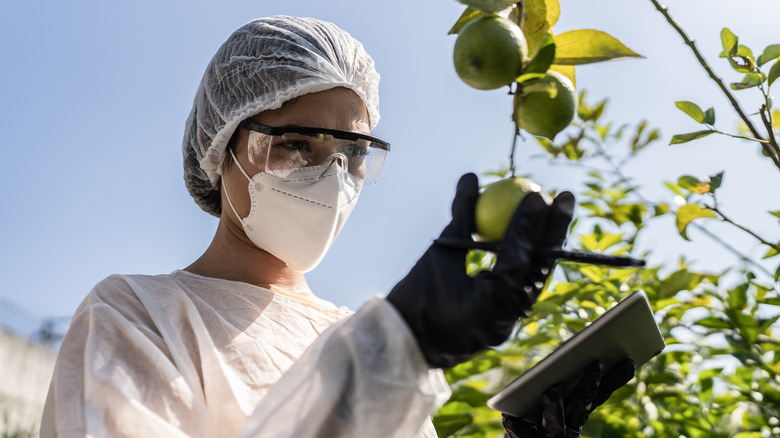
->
[678,175,710,194]
[698,368,723,382]
[449,383,492,407]
[659,269,703,298]
[549,65,576,87]
[730,72,764,90]
[535,137,558,157]
[433,401,474,437]
[709,171,723,193]
[580,232,599,250]
[762,245,779,259]
[664,181,684,197]
[553,29,644,65]
[770,210,780,220]
[775,264,780,282]
[756,296,780,306]
[612,202,647,227]
[577,92,607,122]
[598,233,625,251]
[520,33,556,77]
[768,60,780,87]
[704,107,716,125]
[457,0,515,15]
[448,7,486,35]
[676,204,717,240]
[580,265,605,282]
[720,28,738,56]
[725,45,756,73]
[756,44,780,66]
[521,0,558,57]
[696,316,732,330]
[542,0,561,28]
[727,284,748,309]
[444,349,502,383]
[675,101,706,123]
[670,130,714,145]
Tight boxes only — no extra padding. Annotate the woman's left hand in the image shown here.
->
[502,359,636,438]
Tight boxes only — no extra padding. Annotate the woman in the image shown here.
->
[41,16,631,438]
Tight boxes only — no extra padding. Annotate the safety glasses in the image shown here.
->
[238,120,390,184]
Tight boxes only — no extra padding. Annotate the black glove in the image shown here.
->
[386,173,575,368]
[503,359,636,438]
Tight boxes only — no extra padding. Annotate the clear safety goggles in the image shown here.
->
[238,120,390,185]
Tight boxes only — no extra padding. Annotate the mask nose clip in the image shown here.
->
[316,152,348,181]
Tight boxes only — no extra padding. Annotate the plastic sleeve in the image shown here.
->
[235,296,451,438]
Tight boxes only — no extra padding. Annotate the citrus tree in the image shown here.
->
[433,0,780,436]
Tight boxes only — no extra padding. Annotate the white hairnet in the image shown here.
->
[182,16,381,216]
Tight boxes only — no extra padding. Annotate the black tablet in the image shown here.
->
[487,291,665,418]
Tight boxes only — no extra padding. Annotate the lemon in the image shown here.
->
[453,16,528,90]
[475,177,542,242]
[514,70,577,140]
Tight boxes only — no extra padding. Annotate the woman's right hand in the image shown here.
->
[385,173,574,368]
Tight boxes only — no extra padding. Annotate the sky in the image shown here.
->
[1,0,779,334]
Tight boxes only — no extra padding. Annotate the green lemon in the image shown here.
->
[514,70,577,140]
[453,16,528,90]
[475,177,542,242]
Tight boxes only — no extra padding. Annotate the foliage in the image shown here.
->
[434,2,780,433]
[434,89,780,436]
[450,0,641,145]
[0,408,36,438]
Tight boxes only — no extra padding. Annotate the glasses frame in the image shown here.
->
[238,120,391,152]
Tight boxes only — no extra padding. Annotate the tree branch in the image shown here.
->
[760,105,780,158]
[649,0,780,170]
[589,135,777,278]
[709,205,780,253]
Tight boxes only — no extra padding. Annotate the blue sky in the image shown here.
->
[2,0,779,327]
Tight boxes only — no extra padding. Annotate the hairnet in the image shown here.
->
[182,16,381,216]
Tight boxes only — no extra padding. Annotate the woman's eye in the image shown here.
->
[274,140,309,151]
[341,144,369,158]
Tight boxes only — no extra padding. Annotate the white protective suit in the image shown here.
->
[41,270,451,437]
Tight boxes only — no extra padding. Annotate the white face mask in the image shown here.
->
[223,148,363,272]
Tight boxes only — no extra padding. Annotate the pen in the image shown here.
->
[433,237,646,268]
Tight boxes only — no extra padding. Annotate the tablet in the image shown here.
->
[487,290,665,419]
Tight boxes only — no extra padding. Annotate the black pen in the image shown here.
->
[433,237,646,268]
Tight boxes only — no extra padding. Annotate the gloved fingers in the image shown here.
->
[439,173,480,240]
[524,260,556,297]
[480,318,518,347]
[494,192,553,272]
[539,191,576,249]
[593,358,636,407]
[511,191,575,310]
[474,269,533,320]
[525,192,575,282]
[502,414,544,438]
[541,383,567,438]
[564,361,602,430]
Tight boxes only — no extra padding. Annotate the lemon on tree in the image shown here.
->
[475,177,542,242]
[514,70,577,140]
[453,16,528,90]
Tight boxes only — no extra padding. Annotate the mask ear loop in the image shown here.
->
[222,148,256,225]
[316,152,349,181]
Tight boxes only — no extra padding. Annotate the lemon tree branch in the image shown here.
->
[585,131,776,277]
[649,0,780,170]
[712,129,770,143]
[760,105,780,155]
[708,205,780,254]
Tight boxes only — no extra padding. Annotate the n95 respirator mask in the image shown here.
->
[223,147,362,272]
